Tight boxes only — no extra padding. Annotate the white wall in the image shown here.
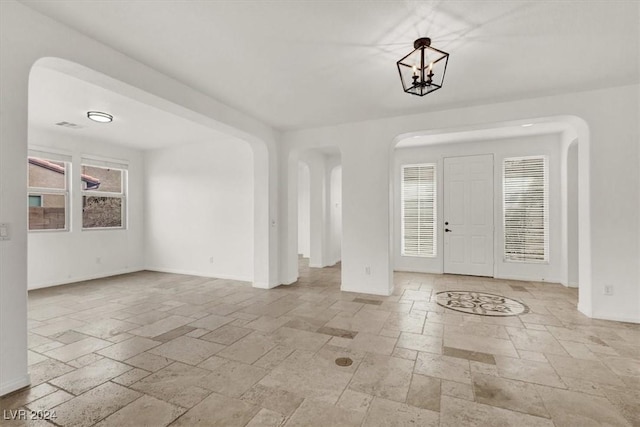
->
[282,84,639,322]
[144,139,254,282]
[330,165,342,265]
[297,162,310,258]
[28,129,145,289]
[394,134,564,284]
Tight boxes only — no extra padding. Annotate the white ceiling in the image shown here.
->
[29,66,234,151]
[22,1,639,131]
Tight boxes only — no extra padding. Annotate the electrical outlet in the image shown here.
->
[365,266,371,275]
[96,257,101,264]
[209,257,214,264]
[604,285,614,296]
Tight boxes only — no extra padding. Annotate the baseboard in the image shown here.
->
[341,283,393,296]
[145,267,253,283]
[567,281,579,288]
[28,267,144,290]
[591,312,640,324]
[0,374,30,397]
[394,268,443,275]
[577,301,592,318]
[494,274,563,284]
[281,276,298,285]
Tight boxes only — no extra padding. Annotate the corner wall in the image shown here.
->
[144,140,254,281]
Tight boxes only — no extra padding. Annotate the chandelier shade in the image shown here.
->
[397,37,449,97]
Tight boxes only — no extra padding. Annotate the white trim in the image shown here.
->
[144,267,253,284]
[0,374,30,397]
[590,312,640,324]
[28,268,144,290]
[494,274,563,284]
[28,146,72,162]
[81,154,129,170]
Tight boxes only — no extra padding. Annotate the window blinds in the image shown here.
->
[503,156,549,263]
[402,164,437,257]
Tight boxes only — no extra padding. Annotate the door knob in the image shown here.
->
[445,228,452,232]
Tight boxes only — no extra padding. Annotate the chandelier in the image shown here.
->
[397,37,449,96]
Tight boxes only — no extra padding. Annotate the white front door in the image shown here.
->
[443,154,494,276]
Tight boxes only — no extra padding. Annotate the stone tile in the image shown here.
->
[391,347,417,361]
[152,325,197,342]
[396,332,442,354]
[217,332,277,364]
[407,374,440,411]
[324,309,390,334]
[51,330,91,344]
[95,395,185,427]
[348,353,414,402]
[259,349,355,404]
[244,315,291,333]
[600,356,640,378]
[26,389,74,412]
[383,312,426,334]
[336,389,374,414]
[68,352,104,368]
[52,382,141,427]
[363,397,439,426]
[443,346,496,364]
[112,368,152,386]
[28,358,75,386]
[200,325,253,345]
[353,297,383,305]
[197,355,229,371]
[171,392,259,427]
[128,315,194,338]
[443,331,518,357]
[125,352,173,372]
[253,345,296,370]
[286,399,364,427]
[414,352,471,384]
[43,337,112,362]
[0,383,58,411]
[602,385,640,426]
[28,351,48,366]
[328,300,365,313]
[245,408,285,427]
[268,327,330,352]
[200,360,267,398]
[348,333,397,355]
[96,337,161,361]
[185,328,210,338]
[440,396,553,427]
[316,326,358,339]
[50,357,131,395]
[148,336,225,365]
[472,373,549,418]
[445,322,510,339]
[240,383,303,416]
[494,356,566,388]
[506,327,569,355]
[546,354,625,386]
[537,385,632,427]
[130,362,213,408]
[441,380,474,400]
[72,318,139,339]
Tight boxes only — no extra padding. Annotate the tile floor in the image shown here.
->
[2,259,639,426]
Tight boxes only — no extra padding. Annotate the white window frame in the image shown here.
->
[503,155,549,263]
[401,163,437,258]
[81,158,128,231]
[27,154,70,232]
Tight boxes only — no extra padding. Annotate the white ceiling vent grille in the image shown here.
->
[55,121,83,129]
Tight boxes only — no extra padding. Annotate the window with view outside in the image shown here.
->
[503,156,549,263]
[81,164,126,229]
[27,157,68,230]
[401,164,437,257]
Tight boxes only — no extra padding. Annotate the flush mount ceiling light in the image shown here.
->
[397,37,449,97]
[87,111,113,123]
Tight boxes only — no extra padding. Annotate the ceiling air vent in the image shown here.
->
[55,121,83,129]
